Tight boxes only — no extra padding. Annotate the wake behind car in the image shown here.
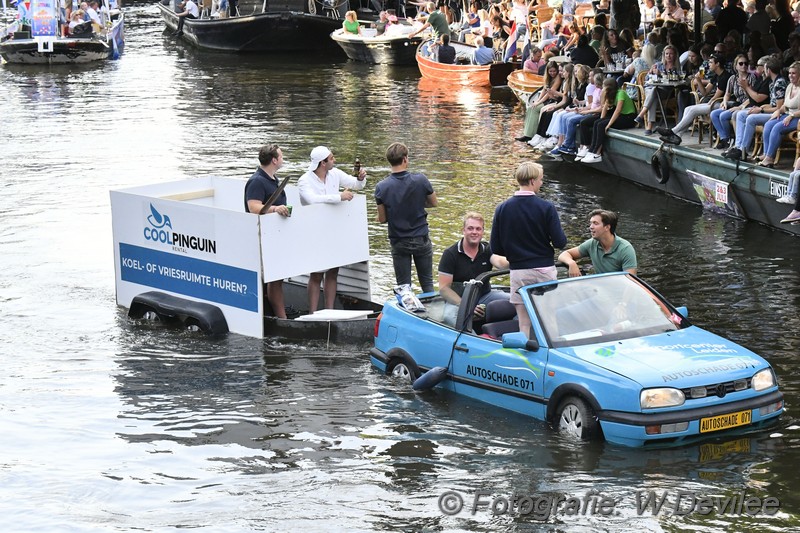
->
[370,271,783,447]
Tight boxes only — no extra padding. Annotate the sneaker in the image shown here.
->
[559,145,576,155]
[528,134,543,146]
[541,137,558,150]
[644,128,654,135]
[660,131,682,145]
[582,153,602,164]
[656,126,673,137]
[549,146,563,156]
[549,153,563,161]
[717,138,730,150]
[634,116,643,126]
[723,147,743,160]
[777,195,797,204]
[576,146,589,158]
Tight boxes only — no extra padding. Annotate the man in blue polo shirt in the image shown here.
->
[375,142,438,293]
[557,209,637,276]
[438,211,509,325]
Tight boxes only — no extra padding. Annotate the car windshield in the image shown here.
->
[526,274,686,347]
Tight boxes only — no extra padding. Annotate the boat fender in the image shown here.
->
[129,291,229,335]
[412,366,449,391]
[651,149,670,184]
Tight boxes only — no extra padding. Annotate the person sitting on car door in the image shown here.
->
[557,209,637,277]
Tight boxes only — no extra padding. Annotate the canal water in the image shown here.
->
[1,4,799,531]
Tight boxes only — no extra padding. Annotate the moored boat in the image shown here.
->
[157,0,344,53]
[569,129,800,236]
[330,26,422,65]
[507,69,544,104]
[111,176,383,343]
[415,38,517,88]
[0,8,124,65]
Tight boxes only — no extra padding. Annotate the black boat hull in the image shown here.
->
[330,29,421,65]
[158,4,342,52]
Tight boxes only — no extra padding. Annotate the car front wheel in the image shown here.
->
[556,396,600,441]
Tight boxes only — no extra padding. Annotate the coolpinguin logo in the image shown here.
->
[143,203,217,254]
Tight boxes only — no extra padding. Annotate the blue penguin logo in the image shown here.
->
[147,204,172,230]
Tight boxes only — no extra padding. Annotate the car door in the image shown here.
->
[448,331,548,421]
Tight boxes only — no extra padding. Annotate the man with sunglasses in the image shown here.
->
[658,53,731,145]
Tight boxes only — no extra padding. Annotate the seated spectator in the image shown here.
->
[569,33,599,67]
[530,63,577,151]
[662,0,686,22]
[710,54,767,150]
[554,70,605,156]
[639,0,659,36]
[437,33,456,64]
[579,78,638,164]
[374,11,389,35]
[173,0,199,36]
[438,212,509,326]
[633,45,684,134]
[780,198,800,223]
[472,36,494,65]
[343,10,360,35]
[523,46,546,74]
[516,61,563,143]
[777,156,800,204]
[723,57,787,161]
[68,10,88,35]
[657,53,731,145]
[589,25,605,54]
[544,64,591,157]
[753,61,800,168]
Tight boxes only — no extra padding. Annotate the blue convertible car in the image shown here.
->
[370,271,783,447]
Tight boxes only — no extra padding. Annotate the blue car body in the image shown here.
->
[370,271,783,447]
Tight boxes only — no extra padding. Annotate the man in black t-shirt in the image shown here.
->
[658,54,731,145]
[438,212,509,325]
[243,144,291,318]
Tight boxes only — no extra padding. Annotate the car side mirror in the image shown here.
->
[675,305,688,318]
[501,332,540,352]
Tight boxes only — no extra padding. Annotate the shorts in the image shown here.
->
[509,266,557,304]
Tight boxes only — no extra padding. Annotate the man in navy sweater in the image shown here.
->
[490,161,567,336]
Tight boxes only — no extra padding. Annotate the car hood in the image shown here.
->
[557,327,767,387]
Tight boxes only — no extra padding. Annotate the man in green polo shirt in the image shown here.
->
[409,0,452,39]
[557,209,637,276]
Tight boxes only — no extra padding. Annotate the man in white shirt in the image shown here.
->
[297,146,367,313]
[174,0,199,36]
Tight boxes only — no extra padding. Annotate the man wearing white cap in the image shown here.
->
[297,146,367,313]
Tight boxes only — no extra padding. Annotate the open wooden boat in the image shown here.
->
[415,38,517,88]
[507,69,544,104]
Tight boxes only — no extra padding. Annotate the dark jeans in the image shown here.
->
[176,13,195,33]
[589,113,636,153]
[578,114,602,146]
[390,235,434,293]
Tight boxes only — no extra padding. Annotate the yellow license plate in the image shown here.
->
[699,410,752,433]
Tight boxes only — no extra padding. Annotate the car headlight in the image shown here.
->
[752,368,776,391]
[640,388,685,409]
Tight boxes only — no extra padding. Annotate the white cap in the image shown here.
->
[307,146,332,171]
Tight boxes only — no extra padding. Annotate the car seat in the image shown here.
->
[480,299,518,339]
